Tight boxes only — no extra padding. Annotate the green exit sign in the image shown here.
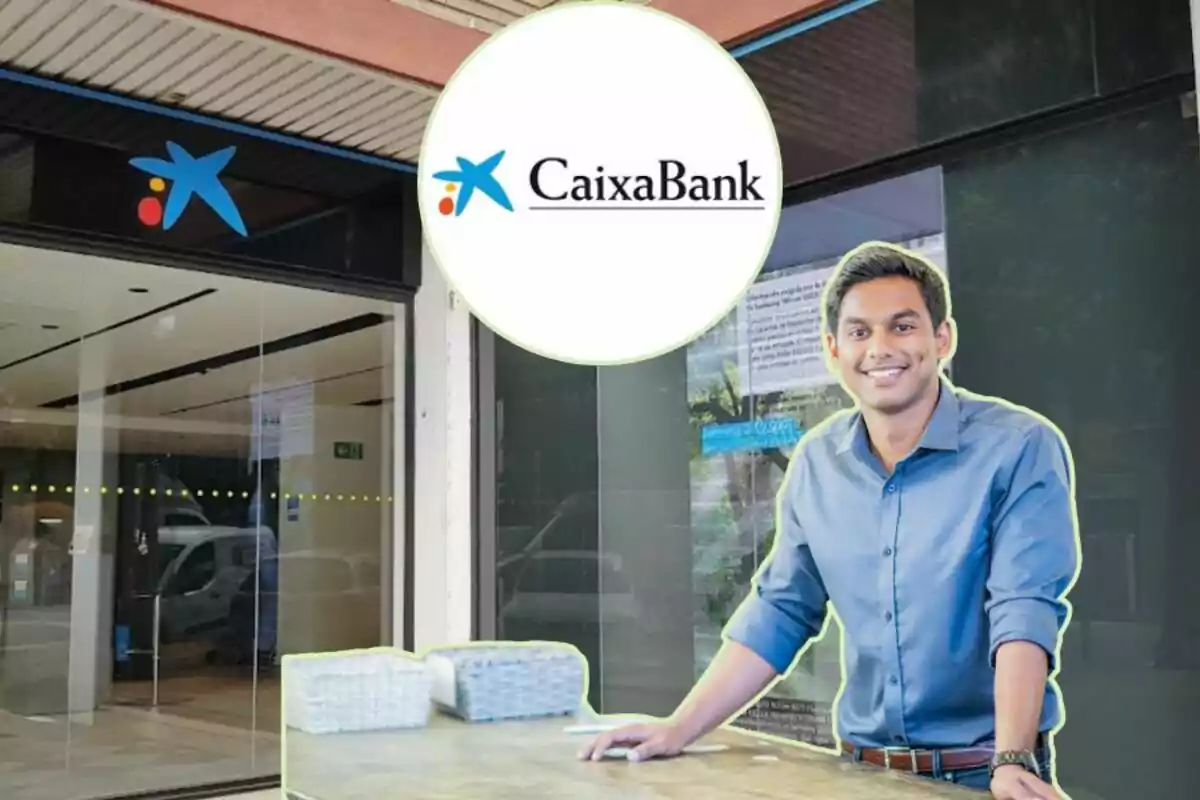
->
[334,441,364,460]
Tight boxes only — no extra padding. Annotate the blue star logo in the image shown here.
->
[433,150,514,217]
[130,142,247,236]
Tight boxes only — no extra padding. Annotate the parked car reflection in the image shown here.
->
[496,491,649,641]
[154,519,277,660]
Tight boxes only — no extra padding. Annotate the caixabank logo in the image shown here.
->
[433,151,515,216]
[130,142,247,236]
[420,1,782,367]
[433,152,766,216]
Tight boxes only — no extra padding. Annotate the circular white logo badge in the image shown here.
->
[420,0,782,366]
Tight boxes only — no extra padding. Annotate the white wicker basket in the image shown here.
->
[283,649,432,735]
[425,643,585,723]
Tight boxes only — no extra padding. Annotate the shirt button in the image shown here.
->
[882,547,892,557]
[889,676,899,685]
[884,611,893,622]
[886,484,897,493]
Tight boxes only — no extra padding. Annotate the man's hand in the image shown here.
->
[990,764,1061,799]
[574,641,779,764]
[576,722,688,763]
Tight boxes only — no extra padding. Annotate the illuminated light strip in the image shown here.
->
[8,485,395,501]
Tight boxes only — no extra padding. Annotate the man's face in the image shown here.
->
[825,275,953,415]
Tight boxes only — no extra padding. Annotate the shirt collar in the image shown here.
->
[837,376,961,457]
[919,376,961,452]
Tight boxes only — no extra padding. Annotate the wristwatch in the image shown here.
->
[989,749,1040,779]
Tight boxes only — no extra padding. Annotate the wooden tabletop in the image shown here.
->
[283,714,980,799]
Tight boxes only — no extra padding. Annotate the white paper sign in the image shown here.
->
[735,265,838,397]
[251,381,314,461]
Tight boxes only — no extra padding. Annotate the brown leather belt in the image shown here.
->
[841,734,1047,775]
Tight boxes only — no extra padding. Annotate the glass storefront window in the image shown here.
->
[666,168,947,743]
[0,240,404,799]
[481,169,946,722]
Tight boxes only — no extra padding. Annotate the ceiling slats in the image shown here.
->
[0,0,440,164]
[389,0,558,34]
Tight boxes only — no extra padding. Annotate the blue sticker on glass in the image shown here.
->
[700,418,804,456]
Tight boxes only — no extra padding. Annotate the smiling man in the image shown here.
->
[579,242,1080,799]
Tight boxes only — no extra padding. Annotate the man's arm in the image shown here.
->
[987,421,1080,754]
[666,639,780,747]
[994,641,1049,752]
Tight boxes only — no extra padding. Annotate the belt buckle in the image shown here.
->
[882,747,921,774]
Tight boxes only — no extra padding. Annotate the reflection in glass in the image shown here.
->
[490,344,599,708]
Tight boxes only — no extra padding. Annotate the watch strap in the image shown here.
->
[989,749,1040,779]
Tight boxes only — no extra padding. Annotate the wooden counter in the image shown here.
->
[283,714,981,799]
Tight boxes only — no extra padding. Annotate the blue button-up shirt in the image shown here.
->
[724,379,1079,749]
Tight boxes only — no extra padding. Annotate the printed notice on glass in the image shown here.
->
[279,382,315,459]
[735,265,838,397]
[251,381,314,461]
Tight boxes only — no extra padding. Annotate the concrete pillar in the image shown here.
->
[412,246,473,652]
[67,335,118,717]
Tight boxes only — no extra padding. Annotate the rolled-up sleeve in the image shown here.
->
[986,421,1080,669]
[723,458,829,675]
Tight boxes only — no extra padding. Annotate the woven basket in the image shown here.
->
[425,643,586,723]
[284,649,432,735]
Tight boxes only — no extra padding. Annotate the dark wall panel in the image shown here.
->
[946,94,1200,800]
[914,0,1095,141]
[745,0,1195,186]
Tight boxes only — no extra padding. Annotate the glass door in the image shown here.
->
[0,240,405,800]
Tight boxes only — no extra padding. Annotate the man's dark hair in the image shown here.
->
[823,244,949,334]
